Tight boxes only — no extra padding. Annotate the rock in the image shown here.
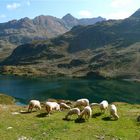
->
[11,112,20,115]
[18,136,27,140]
[18,136,33,140]
[7,127,13,130]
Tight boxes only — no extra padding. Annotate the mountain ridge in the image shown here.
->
[0,14,105,61]
[1,9,140,78]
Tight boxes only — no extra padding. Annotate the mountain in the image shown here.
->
[62,14,106,28]
[130,8,140,18]
[79,16,106,25]
[1,9,140,79]
[0,14,105,61]
[62,14,79,28]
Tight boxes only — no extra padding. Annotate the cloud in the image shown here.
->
[27,1,31,6]
[0,14,6,18]
[78,10,93,18]
[110,0,133,8]
[6,3,21,10]
[104,11,132,19]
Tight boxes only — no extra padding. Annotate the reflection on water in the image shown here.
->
[0,75,140,104]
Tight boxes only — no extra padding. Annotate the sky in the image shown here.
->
[0,0,140,23]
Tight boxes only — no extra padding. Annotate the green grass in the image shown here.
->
[0,94,15,105]
[0,103,139,140]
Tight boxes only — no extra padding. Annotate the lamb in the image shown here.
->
[74,98,89,108]
[65,108,80,119]
[110,104,119,120]
[90,100,108,113]
[45,101,60,115]
[28,100,41,112]
[60,102,71,110]
[79,106,92,120]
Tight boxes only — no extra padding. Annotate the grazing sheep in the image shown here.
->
[65,108,80,119]
[90,100,108,113]
[79,106,92,120]
[28,100,41,112]
[74,98,89,108]
[60,103,71,110]
[110,104,119,120]
[45,102,60,115]
[100,100,108,113]
[90,103,99,108]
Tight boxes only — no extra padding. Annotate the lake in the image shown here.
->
[0,75,140,105]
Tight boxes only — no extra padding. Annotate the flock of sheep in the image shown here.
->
[28,98,119,121]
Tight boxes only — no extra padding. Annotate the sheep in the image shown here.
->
[100,100,109,113]
[74,98,89,109]
[60,102,71,110]
[28,100,41,112]
[90,103,99,108]
[110,104,119,120]
[65,108,80,120]
[79,106,92,120]
[90,100,108,113]
[45,101,60,115]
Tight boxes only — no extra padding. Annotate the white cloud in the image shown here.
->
[6,3,21,10]
[27,1,31,6]
[78,10,93,18]
[110,0,133,8]
[0,14,6,18]
[104,11,132,19]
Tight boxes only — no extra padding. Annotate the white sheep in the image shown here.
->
[74,98,89,108]
[90,100,108,113]
[79,106,92,120]
[110,104,119,120]
[60,103,71,110]
[28,100,41,112]
[65,108,80,119]
[45,101,60,115]
[100,100,108,113]
[90,103,99,108]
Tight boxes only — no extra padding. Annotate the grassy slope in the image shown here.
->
[1,43,140,79]
[0,94,15,105]
[0,103,139,140]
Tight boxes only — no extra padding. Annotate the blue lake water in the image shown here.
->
[0,75,140,104]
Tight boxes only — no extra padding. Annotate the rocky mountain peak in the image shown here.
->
[130,8,140,18]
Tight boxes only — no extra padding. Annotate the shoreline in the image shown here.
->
[0,94,140,106]
[1,73,140,83]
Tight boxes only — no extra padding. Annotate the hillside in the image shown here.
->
[1,9,140,78]
[0,14,105,61]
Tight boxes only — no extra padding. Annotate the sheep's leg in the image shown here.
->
[28,106,30,112]
[28,105,32,112]
[85,113,89,120]
[100,109,103,113]
[35,106,38,111]
[28,108,30,112]
[85,114,87,120]
[114,113,119,120]
[65,114,69,119]
[110,114,113,118]
[30,107,33,112]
